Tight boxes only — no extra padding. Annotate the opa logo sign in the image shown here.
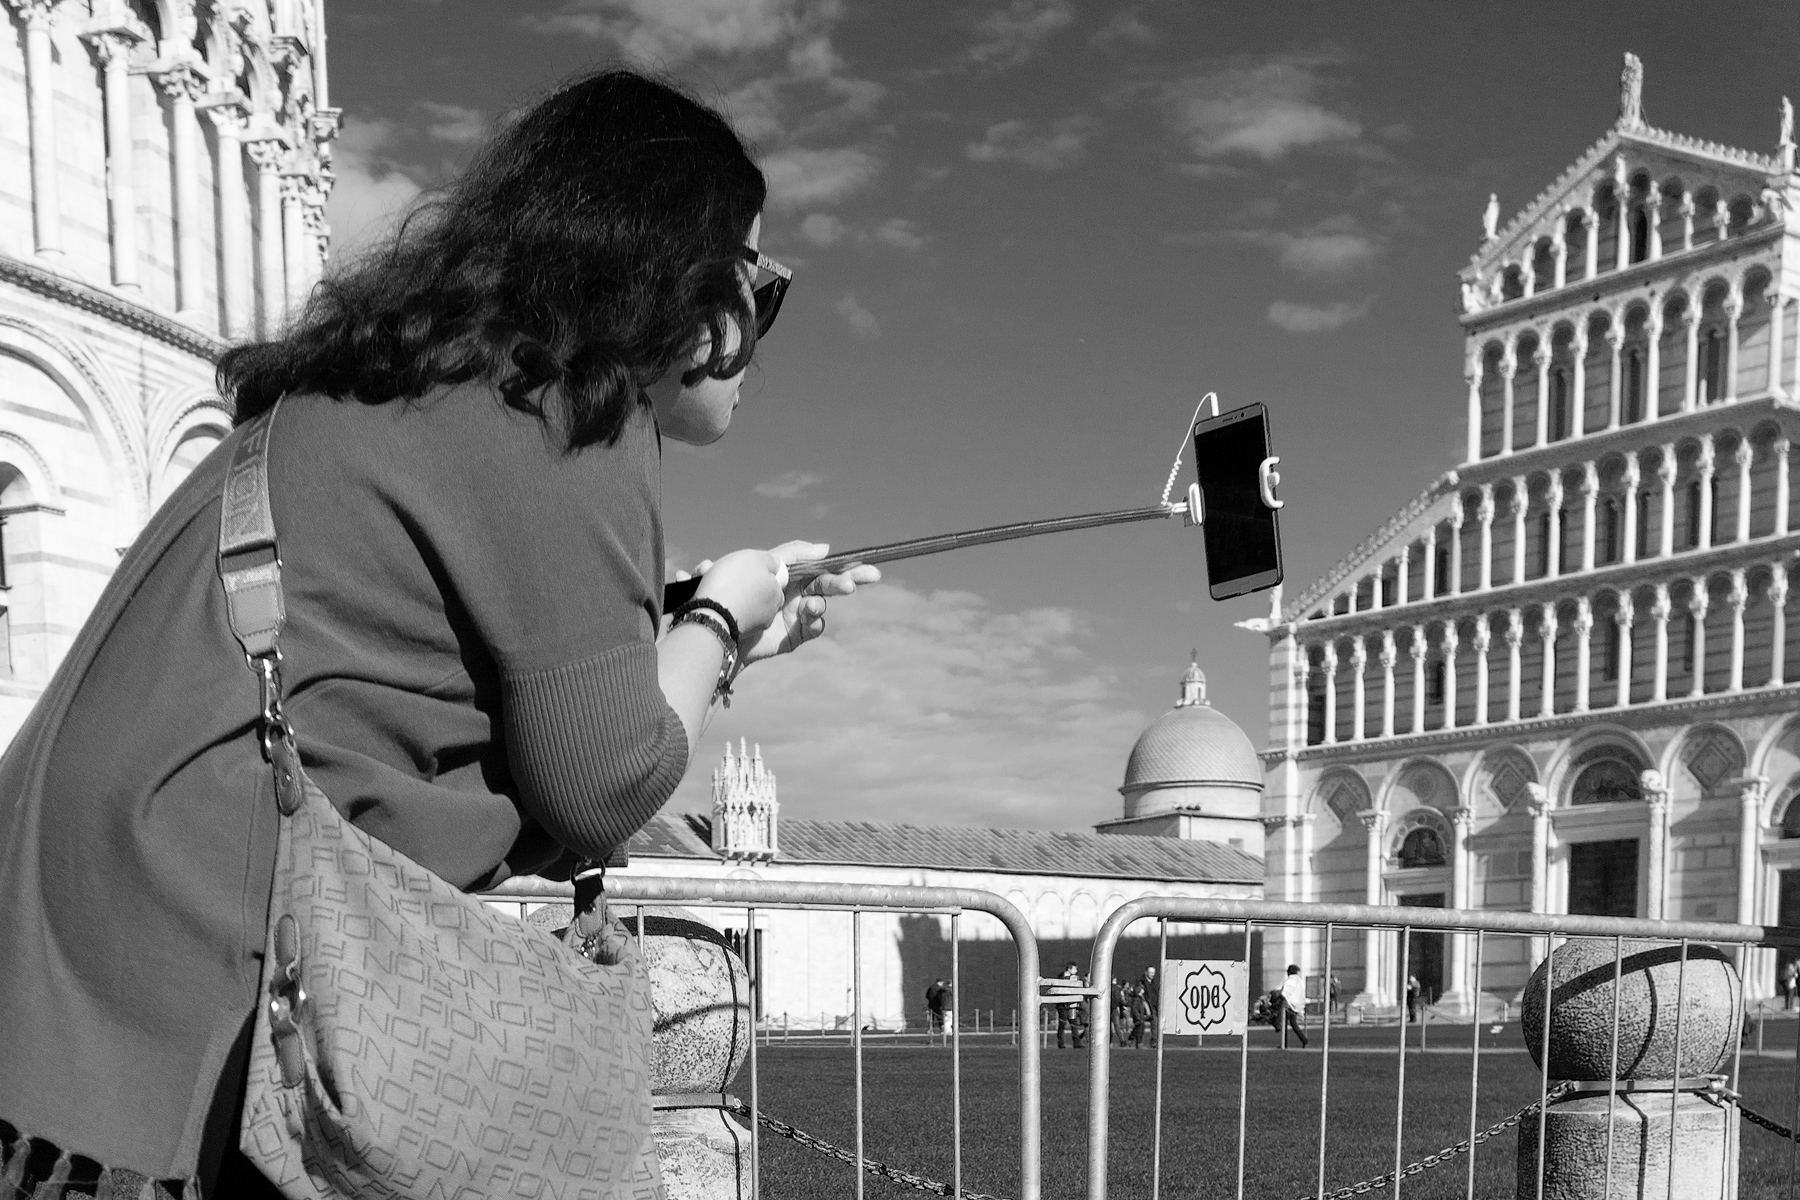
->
[1178,965,1233,1031]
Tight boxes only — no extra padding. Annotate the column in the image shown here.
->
[1573,597,1594,711]
[1510,479,1529,585]
[1622,453,1641,563]
[247,141,288,335]
[1643,771,1670,920]
[1679,191,1695,251]
[1295,653,1312,744]
[1777,436,1792,537]
[1379,631,1397,738]
[1500,353,1517,456]
[1423,527,1438,601]
[1350,638,1368,741]
[1697,436,1716,549]
[1571,327,1589,437]
[154,64,209,317]
[1583,206,1599,279]
[1770,294,1787,398]
[1658,446,1677,558]
[1552,229,1568,289]
[87,29,140,288]
[1478,485,1495,590]
[1651,584,1672,702]
[1644,305,1663,419]
[1735,439,1753,544]
[17,0,62,258]
[1321,643,1338,744]
[1682,309,1701,411]
[300,182,330,293]
[1545,475,1564,577]
[281,175,309,314]
[1371,567,1384,611]
[1505,609,1524,722]
[1473,615,1491,725]
[1445,805,1475,1011]
[1539,607,1559,717]
[1616,188,1633,270]
[1645,193,1663,259]
[1465,367,1482,462]
[1533,344,1551,447]
[1396,546,1410,605]
[1728,570,1748,692]
[1715,198,1731,243]
[1771,569,1790,687]
[1526,784,1552,963]
[205,102,254,338]
[1725,291,1743,400]
[1579,461,1599,571]
[1738,777,1767,931]
[1614,595,1634,708]
[1441,623,1459,730]
[1355,810,1389,1010]
[1449,504,1465,594]
[1688,582,1710,699]
[1606,327,1624,428]
[1410,625,1428,733]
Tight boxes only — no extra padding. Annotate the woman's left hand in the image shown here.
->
[718,541,879,665]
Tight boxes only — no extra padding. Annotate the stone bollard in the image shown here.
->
[634,906,754,1200]
[1516,940,1742,1200]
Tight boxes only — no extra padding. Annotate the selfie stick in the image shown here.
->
[660,393,1220,611]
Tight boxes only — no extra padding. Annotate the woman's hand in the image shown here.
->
[687,542,880,665]
[690,548,791,635]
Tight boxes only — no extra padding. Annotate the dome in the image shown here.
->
[1120,656,1263,795]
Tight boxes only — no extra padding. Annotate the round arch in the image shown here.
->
[1386,805,1453,862]
[1462,743,1538,816]
[1544,724,1654,803]
[1662,722,1748,797]
[1310,767,1374,825]
[1377,757,1460,815]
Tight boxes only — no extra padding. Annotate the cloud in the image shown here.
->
[835,293,879,336]
[1229,217,1380,276]
[798,213,849,246]
[967,0,1074,67]
[522,0,795,61]
[1163,53,1361,162]
[964,115,1096,170]
[666,582,1149,830]
[871,218,927,251]
[762,146,880,209]
[1090,11,1154,48]
[1266,298,1372,333]
[417,101,486,145]
[323,116,425,257]
[797,214,926,252]
[753,470,827,500]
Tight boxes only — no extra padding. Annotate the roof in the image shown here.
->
[1121,703,1263,793]
[626,813,1263,884]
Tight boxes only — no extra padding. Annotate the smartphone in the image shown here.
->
[1192,403,1283,600]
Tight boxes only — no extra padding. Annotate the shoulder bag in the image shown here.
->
[228,402,665,1199]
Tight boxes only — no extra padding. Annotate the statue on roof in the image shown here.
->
[1781,97,1795,171]
[1618,52,1644,129]
[1481,193,1499,242]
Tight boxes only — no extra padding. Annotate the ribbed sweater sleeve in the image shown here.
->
[502,642,688,858]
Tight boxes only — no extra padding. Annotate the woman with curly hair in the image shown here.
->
[0,67,874,1196]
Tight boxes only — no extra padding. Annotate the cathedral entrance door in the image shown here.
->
[1397,893,1445,1004]
[1569,839,1639,918]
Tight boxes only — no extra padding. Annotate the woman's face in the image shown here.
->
[648,214,761,446]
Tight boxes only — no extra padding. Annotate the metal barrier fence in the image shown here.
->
[490,874,1044,1200]
[1084,898,1800,1200]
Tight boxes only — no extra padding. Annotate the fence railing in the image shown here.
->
[1084,898,1800,1200]
[490,874,1044,1200]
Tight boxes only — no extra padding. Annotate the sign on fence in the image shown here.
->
[1160,959,1247,1036]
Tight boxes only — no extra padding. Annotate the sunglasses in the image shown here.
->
[740,247,792,338]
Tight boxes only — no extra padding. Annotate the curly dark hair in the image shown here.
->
[218,67,767,450]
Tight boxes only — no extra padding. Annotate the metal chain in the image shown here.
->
[1299,1082,1575,1200]
[1708,1088,1797,1142]
[726,1101,1010,1200]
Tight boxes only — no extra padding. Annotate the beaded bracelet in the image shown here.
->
[671,598,741,646]
[670,606,741,707]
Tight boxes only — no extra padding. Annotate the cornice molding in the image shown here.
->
[0,253,226,362]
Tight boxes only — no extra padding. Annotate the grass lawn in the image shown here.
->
[744,1028,1800,1199]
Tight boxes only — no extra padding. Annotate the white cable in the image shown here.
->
[1159,391,1219,507]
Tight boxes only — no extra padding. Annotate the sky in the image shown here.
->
[323,0,1800,833]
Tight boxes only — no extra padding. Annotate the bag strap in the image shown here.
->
[217,399,305,816]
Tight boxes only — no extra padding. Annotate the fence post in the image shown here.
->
[1517,939,1741,1199]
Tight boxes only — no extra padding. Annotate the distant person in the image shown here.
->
[1328,973,1341,1023]
[1111,978,1130,1046]
[1129,983,1154,1048]
[1056,961,1088,1049]
[924,978,950,1032]
[1139,965,1160,1026]
[1406,973,1423,1024]
[1277,964,1309,1049]
[1782,960,1798,1010]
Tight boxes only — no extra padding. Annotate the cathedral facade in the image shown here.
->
[0,0,331,740]
[1255,58,1800,1013]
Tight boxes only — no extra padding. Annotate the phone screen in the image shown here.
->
[1192,403,1283,600]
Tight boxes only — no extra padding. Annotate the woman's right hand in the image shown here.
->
[691,549,788,636]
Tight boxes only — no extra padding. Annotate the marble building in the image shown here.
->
[1251,56,1800,1013]
[0,0,332,740]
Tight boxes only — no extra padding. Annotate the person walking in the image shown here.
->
[0,68,879,1198]
[1056,962,1088,1049]
[1111,978,1130,1046]
[1139,964,1161,1028]
[1128,983,1154,1048]
[1328,973,1341,1024]
[1406,973,1423,1024]
[1782,960,1798,1010]
[924,979,950,1033]
[1278,965,1310,1049]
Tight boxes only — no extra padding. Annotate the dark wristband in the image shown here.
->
[672,597,741,645]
